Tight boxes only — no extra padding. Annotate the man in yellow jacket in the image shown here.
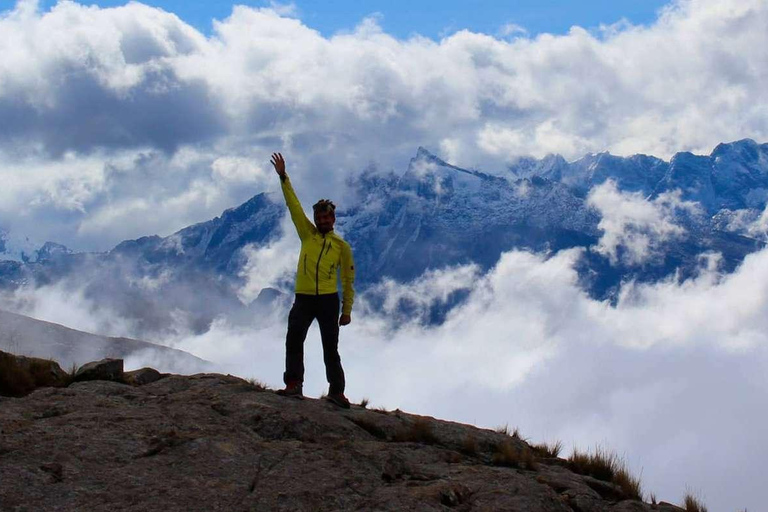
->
[270,152,355,408]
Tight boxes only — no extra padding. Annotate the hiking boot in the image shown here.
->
[276,381,304,399]
[325,392,351,409]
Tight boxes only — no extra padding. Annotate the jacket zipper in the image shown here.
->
[303,254,307,275]
[315,235,327,295]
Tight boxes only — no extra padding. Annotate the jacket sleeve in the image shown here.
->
[340,241,356,316]
[280,174,315,240]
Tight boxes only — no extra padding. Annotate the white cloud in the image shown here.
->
[211,156,267,184]
[587,179,702,265]
[0,0,766,248]
[237,215,301,303]
[135,243,765,511]
[498,23,528,38]
[5,232,768,509]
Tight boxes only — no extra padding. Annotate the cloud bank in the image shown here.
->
[1,0,768,248]
[146,241,765,511]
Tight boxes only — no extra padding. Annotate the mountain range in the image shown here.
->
[1,139,766,334]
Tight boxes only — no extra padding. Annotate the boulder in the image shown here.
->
[0,350,69,397]
[74,358,124,383]
[124,367,164,386]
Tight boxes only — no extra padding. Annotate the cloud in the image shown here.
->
[714,204,768,241]
[1,0,768,249]
[4,225,767,509]
[498,23,528,38]
[2,3,768,506]
[237,214,301,303]
[128,242,765,511]
[587,179,702,265]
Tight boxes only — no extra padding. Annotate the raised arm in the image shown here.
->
[271,152,315,240]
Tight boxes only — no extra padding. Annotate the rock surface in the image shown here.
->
[0,350,69,397]
[0,371,689,511]
[124,367,165,386]
[73,358,124,383]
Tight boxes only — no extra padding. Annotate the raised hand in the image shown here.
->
[270,152,286,178]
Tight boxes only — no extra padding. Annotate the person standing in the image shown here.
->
[270,152,355,409]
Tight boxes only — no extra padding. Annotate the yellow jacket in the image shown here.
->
[280,175,356,315]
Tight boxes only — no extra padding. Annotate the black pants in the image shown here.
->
[283,293,345,395]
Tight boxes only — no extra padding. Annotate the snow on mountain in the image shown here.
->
[1,141,767,329]
[339,146,601,284]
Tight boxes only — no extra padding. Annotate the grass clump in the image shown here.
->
[359,397,369,409]
[246,377,269,391]
[531,440,563,458]
[683,493,708,512]
[568,446,642,500]
[394,417,438,444]
[348,416,388,440]
[492,440,537,470]
[495,423,523,439]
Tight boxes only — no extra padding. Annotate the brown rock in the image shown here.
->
[74,358,124,383]
[0,350,69,397]
[124,367,164,386]
[0,371,669,511]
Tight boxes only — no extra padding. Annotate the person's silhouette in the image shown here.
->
[270,152,355,409]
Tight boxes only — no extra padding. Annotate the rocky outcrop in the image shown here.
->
[124,367,164,386]
[0,366,689,512]
[0,351,169,398]
[0,351,69,397]
[73,358,124,383]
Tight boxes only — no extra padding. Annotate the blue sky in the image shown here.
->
[33,0,672,38]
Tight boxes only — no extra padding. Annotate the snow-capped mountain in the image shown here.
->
[2,141,766,332]
[338,147,602,284]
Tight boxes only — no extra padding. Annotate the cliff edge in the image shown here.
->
[0,352,690,511]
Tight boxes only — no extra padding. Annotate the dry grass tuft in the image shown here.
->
[683,493,708,512]
[373,406,389,415]
[531,440,563,458]
[66,363,79,385]
[359,397,369,409]
[246,378,269,391]
[492,440,537,470]
[568,446,642,500]
[394,417,438,444]
[495,424,523,440]
[348,416,388,440]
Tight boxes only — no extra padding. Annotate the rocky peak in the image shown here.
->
[0,351,692,511]
[710,138,763,161]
